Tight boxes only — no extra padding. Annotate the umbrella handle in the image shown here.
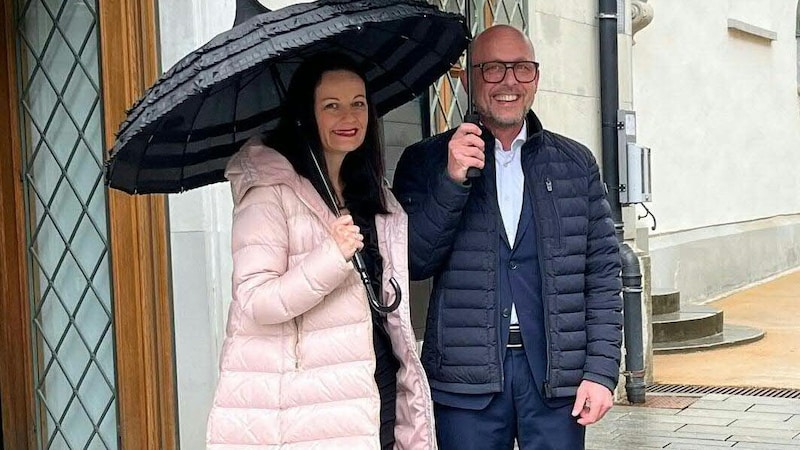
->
[353,252,401,314]
[464,112,482,179]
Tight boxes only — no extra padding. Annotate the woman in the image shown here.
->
[206,54,436,449]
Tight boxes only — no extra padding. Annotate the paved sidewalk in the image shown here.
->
[586,393,800,449]
[654,270,800,389]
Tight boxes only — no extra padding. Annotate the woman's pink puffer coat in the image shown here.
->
[206,139,436,449]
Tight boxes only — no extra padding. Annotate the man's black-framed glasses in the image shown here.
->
[473,61,540,83]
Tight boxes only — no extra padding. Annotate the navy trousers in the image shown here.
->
[434,348,585,450]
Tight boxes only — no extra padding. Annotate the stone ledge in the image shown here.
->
[727,18,777,41]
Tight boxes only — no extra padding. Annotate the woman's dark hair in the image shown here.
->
[264,53,388,216]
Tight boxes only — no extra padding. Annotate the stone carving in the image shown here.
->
[632,0,654,42]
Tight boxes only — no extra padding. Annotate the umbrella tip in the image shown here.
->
[233,0,270,27]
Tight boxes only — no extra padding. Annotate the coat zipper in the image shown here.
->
[496,224,505,390]
[291,192,340,373]
[382,209,437,448]
[536,178,553,397]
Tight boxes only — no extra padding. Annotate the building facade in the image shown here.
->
[2,0,799,448]
[632,0,800,304]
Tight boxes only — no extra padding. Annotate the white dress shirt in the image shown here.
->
[494,121,527,325]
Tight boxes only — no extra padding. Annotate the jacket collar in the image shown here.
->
[525,110,544,138]
[481,110,545,154]
[225,137,403,218]
[225,137,308,205]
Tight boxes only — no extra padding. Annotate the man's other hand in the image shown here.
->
[571,380,614,426]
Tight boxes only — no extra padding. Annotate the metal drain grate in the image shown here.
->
[628,395,699,409]
[647,384,800,399]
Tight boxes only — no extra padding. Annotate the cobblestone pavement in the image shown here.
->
[585,393,800,449]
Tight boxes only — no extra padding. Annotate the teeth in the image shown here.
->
[495,94,518,102]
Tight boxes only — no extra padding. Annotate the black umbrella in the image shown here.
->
[106,0,468,315]
[106,0,469,194]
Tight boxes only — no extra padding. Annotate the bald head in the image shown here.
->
[466,25,539,137]
[472,25,536,63]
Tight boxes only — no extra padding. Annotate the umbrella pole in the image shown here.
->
[464,0,482,179]
[304,137,341,214]
[302,139,401,314]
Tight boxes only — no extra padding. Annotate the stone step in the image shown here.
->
[652,305,722,343]
[653,324,765,354]
[652,289,681,315]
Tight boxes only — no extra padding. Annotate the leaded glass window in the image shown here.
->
[14,0,118,447]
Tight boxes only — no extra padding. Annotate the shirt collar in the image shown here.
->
[494,121,527,166]
[512,121,527,150]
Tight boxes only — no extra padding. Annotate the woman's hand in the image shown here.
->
[331,215,364,260]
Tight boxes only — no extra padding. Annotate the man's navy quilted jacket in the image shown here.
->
[392,111,623,397]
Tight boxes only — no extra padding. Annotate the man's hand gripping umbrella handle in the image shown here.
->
[464,112,482,179]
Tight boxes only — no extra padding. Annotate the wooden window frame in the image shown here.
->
[0,0,177,448]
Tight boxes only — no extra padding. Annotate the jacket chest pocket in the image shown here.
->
[536,177,564,251]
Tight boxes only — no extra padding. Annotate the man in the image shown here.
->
[392,25,623,449]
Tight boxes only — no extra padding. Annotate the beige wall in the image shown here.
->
[632,0,800,299]
[159,1,235,448]
[634,0,800,233]
[531,2,606,163]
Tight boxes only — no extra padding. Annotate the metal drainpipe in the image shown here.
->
[598,0,646,404]
[620,241,646,403]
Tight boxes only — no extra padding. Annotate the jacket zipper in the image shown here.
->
[290,186,389,432]
[375,211,402,445]
[381,209,437,448]
[496,225,505,390]
[536,178,553,397]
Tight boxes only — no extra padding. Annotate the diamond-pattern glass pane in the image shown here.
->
[14,0,117,448]
[429,0,529,133]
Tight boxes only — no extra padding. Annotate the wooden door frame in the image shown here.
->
[0,1,35,448]
[98,0,178,448]
[0,0,177,448]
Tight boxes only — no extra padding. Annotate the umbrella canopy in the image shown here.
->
[106,0,469,194]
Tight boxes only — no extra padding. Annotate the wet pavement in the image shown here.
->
[586,393,800,449]
[586,269,800,448]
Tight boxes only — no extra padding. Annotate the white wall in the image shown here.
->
[158,1,235,448]
[633,0,800,234]
[632,0,800,299]
[531,2,604,163]
[532,1,635,158]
